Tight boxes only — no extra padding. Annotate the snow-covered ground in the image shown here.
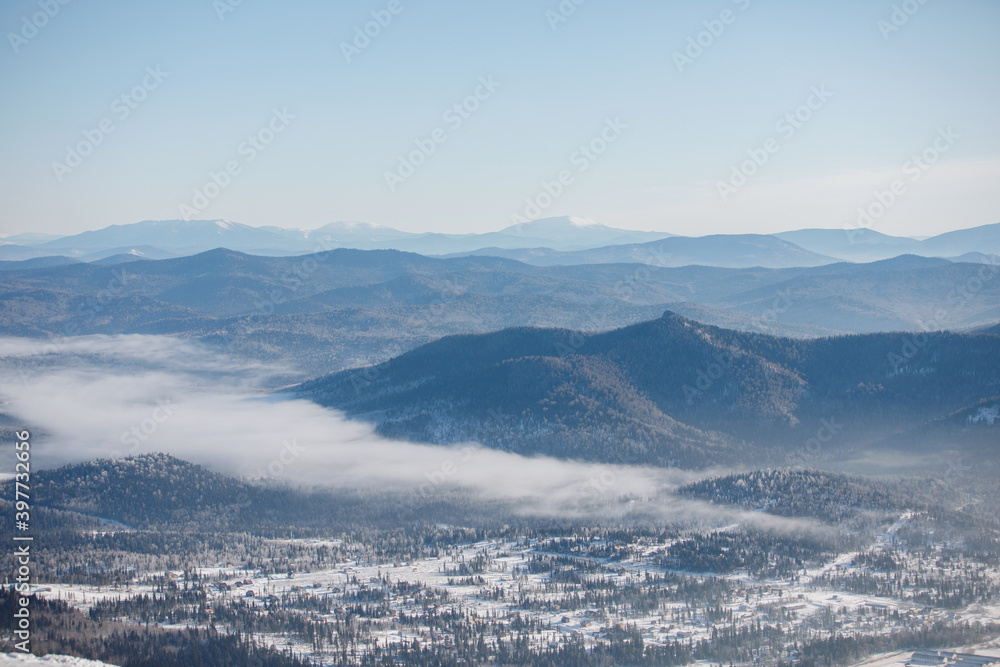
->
[0,655,116,667]
[30,524,1000,664]
[848,646,1000,667]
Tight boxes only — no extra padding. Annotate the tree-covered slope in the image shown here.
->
[297,312,1000,468]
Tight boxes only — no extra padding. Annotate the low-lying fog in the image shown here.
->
[0,334,830,532]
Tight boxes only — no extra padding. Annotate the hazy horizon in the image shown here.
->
[2,3,997,664]
[2,214,997,243]
[2,1,999,238]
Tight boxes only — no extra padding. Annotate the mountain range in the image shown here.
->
[1,217,998,488]
[1,248,997,378]
[445,234,838,268]
[0,217,671,260]
[775,226,1000,263]
[3,217,998,268]
[296,311,1000,469]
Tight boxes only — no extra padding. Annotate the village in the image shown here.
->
[28,518,1000,665]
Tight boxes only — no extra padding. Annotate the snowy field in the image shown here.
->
[0,655,116,667]
[31,523,1000,662]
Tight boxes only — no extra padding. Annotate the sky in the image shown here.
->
[1,0,998,238]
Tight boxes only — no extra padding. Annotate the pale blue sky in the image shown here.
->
[1,0,998,237]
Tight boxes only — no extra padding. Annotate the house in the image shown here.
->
[906,651,999,667]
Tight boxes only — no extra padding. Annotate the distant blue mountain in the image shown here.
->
[447,234,839,268]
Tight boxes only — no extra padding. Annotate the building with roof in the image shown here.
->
[906,651,999,667]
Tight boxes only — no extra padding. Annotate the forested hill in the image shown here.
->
[678,470,908,523]
[297,312,1000,468]
[2,453,524,535]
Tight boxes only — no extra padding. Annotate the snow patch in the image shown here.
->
[0,655,118,666]
[967,405,999,426]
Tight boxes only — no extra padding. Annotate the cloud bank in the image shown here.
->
[0,334,823,532]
